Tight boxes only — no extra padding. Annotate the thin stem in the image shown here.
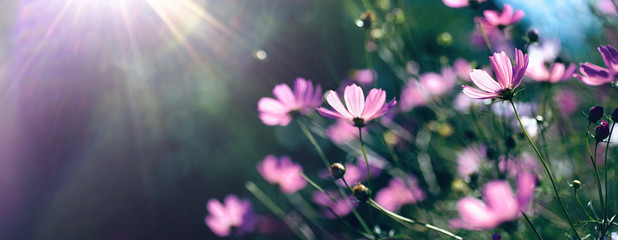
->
[298,171,374,238]
[522,211,543,240]
[367,199,462,240]
[604,122,615,234]
[477,17,493,54]
[510,100,581,240]
[298,120,330,168]
[575,188,596,221]
[246,182,312,240]
[358,127,372,190]
[593,142,606,236]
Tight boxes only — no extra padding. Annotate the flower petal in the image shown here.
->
[490,51,514,89]
[361,88,386,120]
[512,48,528,88]
[317,107,347,120]
[462,85,499,99]
[483,181,519,221]
[344,84,365,117]
[548,63,566,83]
[325,90,353,119]
[599,45,618,72]
[516,172,537,211]
[576,63,612,86]
[470,69,501,92]
[273,84,296,108]
[450,197,501,230]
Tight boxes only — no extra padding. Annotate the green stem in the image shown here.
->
[298,171,374,238]
[298,120,330,168]
[604,122,615,234]
[522,211,543,240]
[367,199,462,240]
[477,17,493,54]
[594,142,607,240]
[358,127,372,190]
[510,100,581,240]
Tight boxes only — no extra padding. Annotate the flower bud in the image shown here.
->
[492,233,502,240]
[329,163,346,179]
[612,108,618,122]
[360,11,376,30]
[570,180,582,190]
[525,29,539,44]
[595,121,610,142]
[588,106,604,123]
[352,183,371,202]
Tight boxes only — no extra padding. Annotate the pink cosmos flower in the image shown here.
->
[317,84,397,127]
[526,61,576,83]
[457,144,487,180]
[205,195,255,237]
[326,119,364,144]
[400,79,429,111]
[554,89,579,116]
[454,58,472,81]
[419,67,457,96]
[442,0,486,8]
[575,45,618,86]
[597,0,617,15]
[258,77,322,126]
[462,48,529,100]
[375,174,425,212]
[449,172,537,230]
[257,155,306,194]
[351,69,376,85]
[483,4,525,28]
[312,190,356,219]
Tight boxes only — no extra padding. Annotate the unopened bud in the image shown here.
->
[330,163,346,179]
[570,180,582,190]
[360,11,376,30]
[588,106,604,123]
[611,108,618,122]
[526,29,539,44]
[595,121,610,142]
[352,183,371,202]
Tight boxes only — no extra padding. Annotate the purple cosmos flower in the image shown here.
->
[205,195,255,237]
[257,155,306,194]
[317,84,397,127]
[257,77,322,126]
[526,61,576,83]
[449,172,536,230]
[575,45,618,86]
[375,174,425,212]
[442,0,486,8]
[462,49,529,100]
[483,4,525,28]
[400,79,429,111]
